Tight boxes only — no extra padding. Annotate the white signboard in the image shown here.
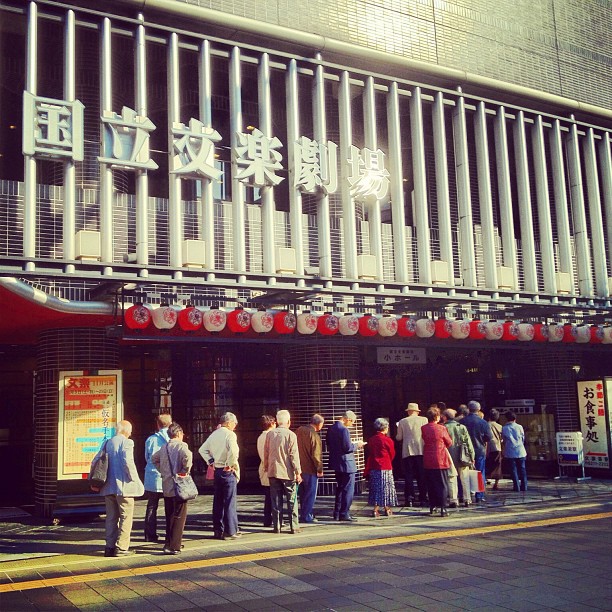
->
[556,432,584,466]
[377,347,426,364]
[576,380,609,469]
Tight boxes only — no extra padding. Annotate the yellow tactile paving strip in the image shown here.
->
[1,512,610,593]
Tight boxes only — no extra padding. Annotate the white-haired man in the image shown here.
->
[264,409,302,534]
[93,420,144,557]
[327,410,365,522]
[199,412,241,540]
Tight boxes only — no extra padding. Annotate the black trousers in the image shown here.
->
[163,496,188,551]
[424,468,449,510]
[144,491,169,541]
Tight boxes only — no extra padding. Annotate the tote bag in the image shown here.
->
[166,445,199,501]
[468,469,485,493]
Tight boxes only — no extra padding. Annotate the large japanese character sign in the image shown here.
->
[171,118,223,180]
[234,128,284,187]
[23,92,84,161]
[346,145,390,204]
[293,136,338,195]
[99,106,158,170]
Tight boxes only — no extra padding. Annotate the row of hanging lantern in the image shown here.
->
[124,304,612,344]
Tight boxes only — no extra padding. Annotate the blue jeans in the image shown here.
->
[333,471,356,519]
[299,473,319,522]
[508,457,528,491]
[213,468,239,537]
[474,454,486,501]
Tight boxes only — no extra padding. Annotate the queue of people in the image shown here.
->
[90,402,526,556]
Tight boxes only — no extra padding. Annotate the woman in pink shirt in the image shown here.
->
[364,418,398,517]
[421,406,453,517]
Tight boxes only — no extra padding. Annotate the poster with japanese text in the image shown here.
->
[576,380,609,469]
[57,371,123,480]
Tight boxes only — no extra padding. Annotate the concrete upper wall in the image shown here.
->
[174,0,612,111]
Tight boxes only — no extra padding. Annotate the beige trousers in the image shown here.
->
[105,495,135,551]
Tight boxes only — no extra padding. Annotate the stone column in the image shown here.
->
[35,328,118,518]
[285,344,365,495]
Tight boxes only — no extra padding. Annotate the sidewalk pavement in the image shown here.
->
[0,477,611,568]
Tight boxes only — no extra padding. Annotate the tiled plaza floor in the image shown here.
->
[0,477,611,611]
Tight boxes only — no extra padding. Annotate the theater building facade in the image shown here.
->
[0,0,611,517]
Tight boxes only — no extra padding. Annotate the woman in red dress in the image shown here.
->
[364,418,398,517]
[421,406,453,517]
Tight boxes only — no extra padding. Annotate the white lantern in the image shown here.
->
[338,315,359,336]
[152,305,177,330]
[602,328,612,344]
[451,320,470,340]
[575,325,591,343]
[297,313,318,335]
[415,318,435,338]
[251,311,274,333]
[517,323,534,341]
[548,323,564,342]
[203,309,227,332]
[485,321,503,340]
[378,316,398,337]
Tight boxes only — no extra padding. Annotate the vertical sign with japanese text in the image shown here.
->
[57,370,123,480]
[576,380,609,469]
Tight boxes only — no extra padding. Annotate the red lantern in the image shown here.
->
[590,326,603,344]
[318,313,339,335]
[397,316,416,337]
[178,306,203,331]
[563,324,577,343]
[533,323,549,342]
[273,311,296,335]
[434,319,452,339]
[227,308,251,333]
[502,321,519,341]
[124,304,151,330]
[469,320,486,340]
[359,315,379,337]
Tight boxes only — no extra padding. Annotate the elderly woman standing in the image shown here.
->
[364,418,398,517]
[257,414,277,527]
[421,406,453,517]
[152,422,193,554]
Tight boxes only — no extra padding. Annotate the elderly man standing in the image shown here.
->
[199,412,241,540]
[143,413,172,543]
[296,414,324,524]
[327,410,365,522]
[93,420,144,557]
[264,409,302,534]
[395,403,428,507]
[462,400,491,502]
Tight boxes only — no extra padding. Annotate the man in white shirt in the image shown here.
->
[199,412,241,540]
[395,403,428,507]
